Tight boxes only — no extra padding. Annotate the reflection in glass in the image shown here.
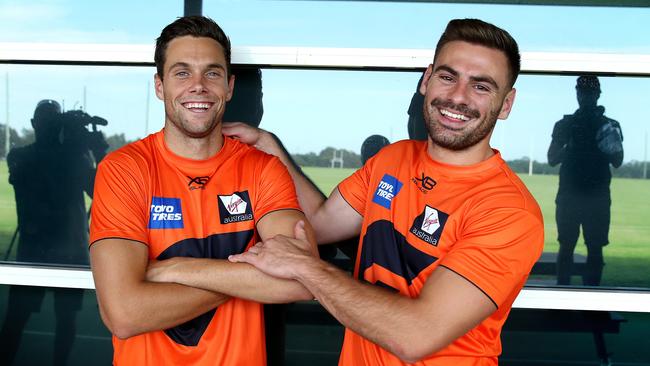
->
[257,70,650,291]
[0,285,111,365]
[0,99,108,365]
[0,64,160,267]
[547,76,624,287]
[5,99,107,266]
[0,67,648,293]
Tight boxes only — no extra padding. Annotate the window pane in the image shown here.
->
[1,67,647,291]
[500,310,650,365]
[1,285,649,364]
[0,1,180,44]
[204,1,650,54]
[0,64,160,267]
[0,65,650,288]
[255,69,650,290]
[0,285,111,365]
[3,2,648,54]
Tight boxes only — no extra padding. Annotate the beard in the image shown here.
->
[423,98,499,151]
[166,100,224,139]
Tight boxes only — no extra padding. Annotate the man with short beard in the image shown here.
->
[224,18,544,365]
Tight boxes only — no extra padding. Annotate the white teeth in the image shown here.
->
[184,102,210,109]
[440,109,469,121]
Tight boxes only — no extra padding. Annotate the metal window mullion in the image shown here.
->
[1,264,650,312]
[1,43,650,75]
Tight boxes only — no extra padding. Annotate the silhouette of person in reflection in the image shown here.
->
[0,99,108,365]
[223,67,263,128]
[332,134,392,265]
[224,67,290,366]
[407,73,428,141]
[548,76,623,286]
[361,134,390,164]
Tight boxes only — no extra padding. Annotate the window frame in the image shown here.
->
[1,42,649,312]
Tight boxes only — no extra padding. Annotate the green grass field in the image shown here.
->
[302,166,650,288]
[0,163,647,288]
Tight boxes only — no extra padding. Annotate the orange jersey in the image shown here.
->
[337,140,544,366]
[90,131,300,366]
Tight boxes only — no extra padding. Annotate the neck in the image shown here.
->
[163,125,224,160]
[426,138,494,166]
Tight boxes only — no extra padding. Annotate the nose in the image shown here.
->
[447,80,470,105]
[188,74,207,94]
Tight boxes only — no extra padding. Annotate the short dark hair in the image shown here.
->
[576,75,601,92]
[434,19,521,88]
[155,16,231,80]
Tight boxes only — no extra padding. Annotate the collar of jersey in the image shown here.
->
[422,145,505,179]
[155,130,230,178]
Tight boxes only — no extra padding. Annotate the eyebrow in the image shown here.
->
[434,64,500,92]
[167,62,226,72]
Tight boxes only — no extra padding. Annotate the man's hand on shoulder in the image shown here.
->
[222,122,280,156]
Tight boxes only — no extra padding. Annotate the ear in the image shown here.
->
[154,73,164,101]
[498,88,517,120]
[226,74,235,102]
[419,64,433,96]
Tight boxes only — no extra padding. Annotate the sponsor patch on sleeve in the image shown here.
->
[372,174,403,209]
[409,205,449,246]
[218,191,254,224]
[149,197,184,229]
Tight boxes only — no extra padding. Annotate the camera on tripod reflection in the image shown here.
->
[59,109,109,156]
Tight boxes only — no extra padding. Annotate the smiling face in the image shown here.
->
[155,35,234,140]
[420,41,516,154]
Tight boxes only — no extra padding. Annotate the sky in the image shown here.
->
[1,0,649,162]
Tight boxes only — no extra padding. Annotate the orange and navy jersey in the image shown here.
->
[337,140,544,366]
[90,130,301,366]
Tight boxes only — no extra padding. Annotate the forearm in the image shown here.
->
[98,281,228,339]
[154,258,313,303]
[295,259,448,362]
[547,141,565,166]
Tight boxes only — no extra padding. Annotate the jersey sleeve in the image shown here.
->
[89,155,149,246]
[439,207,543,307]
[253,156,302,222]
[336,158,373,216]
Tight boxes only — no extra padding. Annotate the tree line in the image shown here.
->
[1,123,646,179]
[0,124,131,158]
[494,157,648,179]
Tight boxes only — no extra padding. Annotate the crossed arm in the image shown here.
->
[90,239,228,339]
[145,209,318,303]
[90,209,317,339]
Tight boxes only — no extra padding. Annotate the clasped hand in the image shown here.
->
[229,221,315,280]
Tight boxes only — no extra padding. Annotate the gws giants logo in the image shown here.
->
[372,174,403,209]
[149,197,184,229]
[409,205,449,246]
[218,191,254,224]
